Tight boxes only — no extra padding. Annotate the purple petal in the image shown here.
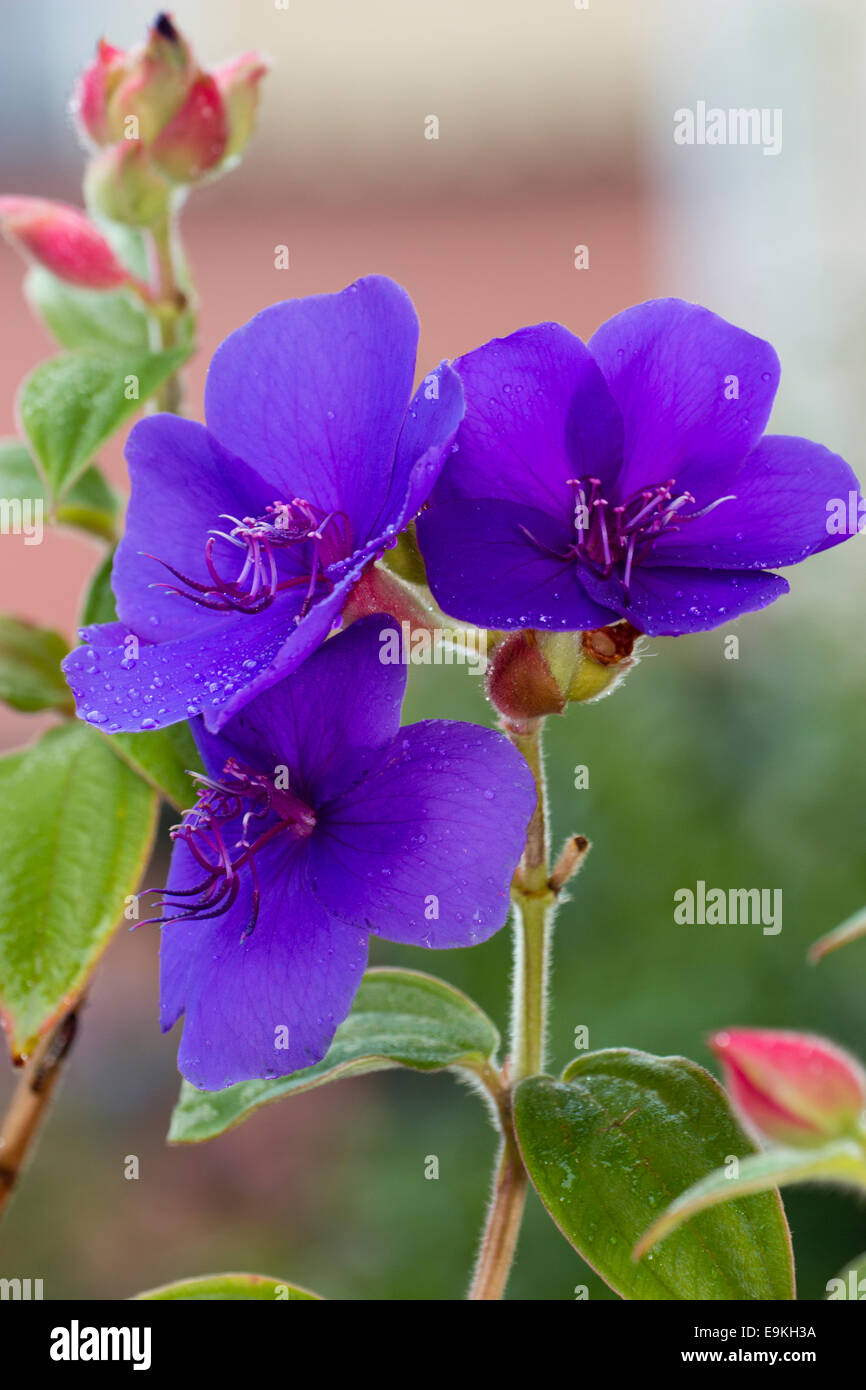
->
[115,415,280,642]
[589,299,780,497]
[417,497,615,629]
[579,564,789,636]
[62,565,362,735]
[194,615,407,801]
[204,276,419,548]
[161,846,368,1090]
[309,720,536,948]
[370,360,465,540]
[435,323,623,514]
[648,435,862,570]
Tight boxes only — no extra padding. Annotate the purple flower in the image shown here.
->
[417,299,861,635]
[152,616,536,1090]
[63,276,463,733]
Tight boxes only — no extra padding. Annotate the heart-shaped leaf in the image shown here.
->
[25,267,151,354]
[0,721,158,1058]
[134,1273,321,1301]
[169,967,500,1142]
[18,347,190,503]
[0,437,119,542]
[513,1049,795,1300]
[0,615,72,714]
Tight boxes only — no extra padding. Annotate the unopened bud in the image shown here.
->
[213,52,270,161]
[150,74,229,183]
[70,37,126,148]
[487,622,640,724]
[106,13,194,145]
[84,143,170,227]
[711,1028,866,1148]
[0,197,134,289]
[486,630,566,722]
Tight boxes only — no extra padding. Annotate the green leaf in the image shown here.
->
[0,721,158,1058]
[0,615,72,714]
[18,346,190,503]
[634,1140,866,1260]
[25,267,150,354]
[79,549,118,627]
[106,721,203,812]
[826,1250,866,1300]
[513,1049,795,1301]
[169,967,500,1143]
[810,905,866,962]
[134,1273,321,1301]
[0,437,119,542]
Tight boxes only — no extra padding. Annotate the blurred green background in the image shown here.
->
[1,0,865,1299]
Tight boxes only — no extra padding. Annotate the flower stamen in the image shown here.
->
[140,757,316,942]
[146,498,351,619]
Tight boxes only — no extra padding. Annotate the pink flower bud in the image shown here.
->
[711,1028,866,1148]
[70,37,126,148]
[105,13,194,145]
[0,197,133,289]
[213,51,270,160]
[150,74,229,183]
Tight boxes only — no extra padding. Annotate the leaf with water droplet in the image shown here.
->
[513,1049,795,1300]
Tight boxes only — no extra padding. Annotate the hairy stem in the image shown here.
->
[0,1005,79,1222]
[469,718,555,1300]
[149,212,187,413]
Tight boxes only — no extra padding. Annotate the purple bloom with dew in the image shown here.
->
[146,617,536,1090]
[63,275,463,733]
[417,299,861,636]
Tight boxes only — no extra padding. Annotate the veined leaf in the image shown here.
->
[169,967,500,1142]
[513,1049,795,1301]
[18,346,190,503]
[0,721,158,1058]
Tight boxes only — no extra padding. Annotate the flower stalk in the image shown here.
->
[149,209,188,413]
[469,717,557,1299]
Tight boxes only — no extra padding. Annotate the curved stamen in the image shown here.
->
[140,759,316,941]
[524,475,737,597]
[145,498,351,617]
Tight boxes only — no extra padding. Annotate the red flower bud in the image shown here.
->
[0,197,133,289]
[70,37,126,148]
[213,51,270,161]
[710,1028,866,1148]
[486,630,567,725]
[150,75,229,183]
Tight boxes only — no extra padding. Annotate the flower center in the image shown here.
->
[142,757,316,941]
[150,499,351,619]
[522,475,735,594]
